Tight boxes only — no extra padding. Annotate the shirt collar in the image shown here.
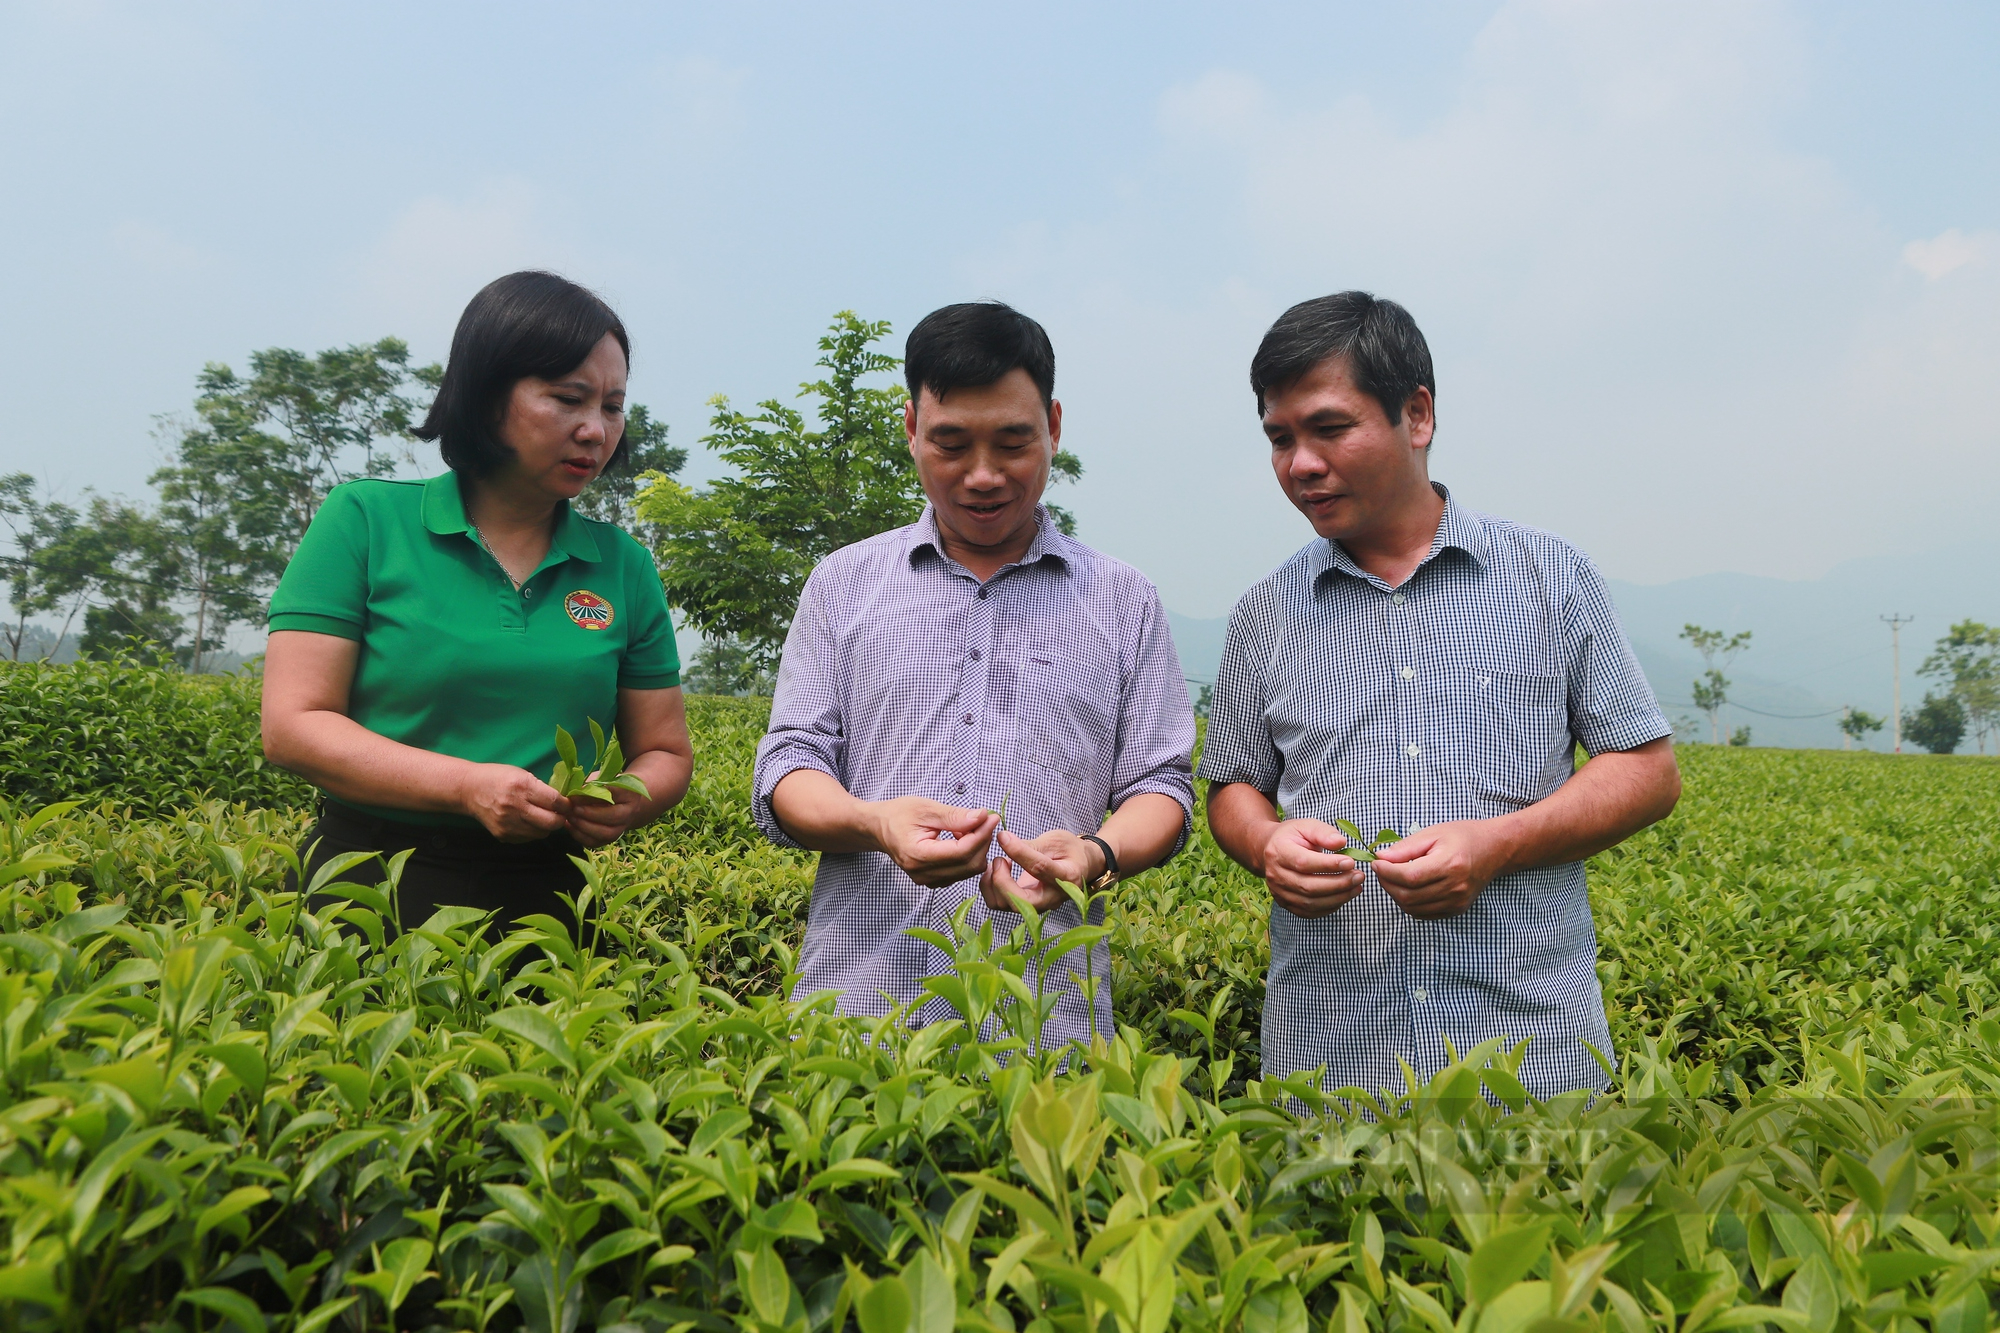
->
[421,472,603,564]
[904,502,1072,572]
[1311,482,1489,588]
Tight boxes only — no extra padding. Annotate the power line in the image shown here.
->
[1659,698,1844,720]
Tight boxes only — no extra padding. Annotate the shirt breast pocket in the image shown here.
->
[1009,647,1114,785]
[1468,666,1570,809]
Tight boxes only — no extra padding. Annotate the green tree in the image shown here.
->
[180,338,438,565]
[1903,691,1967,755]
[1919,620,1999,755]
[681,634,776,697]
[4,340,438,672]
[1838,706,1884,751]
[38,496,186,665]
[571,403,686,543]
[1679,624,1752,743]
[638,311,1082,672]
[0,475,88,660]
[147,447,270,673]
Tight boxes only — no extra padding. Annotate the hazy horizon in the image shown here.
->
[2,1,1996,620]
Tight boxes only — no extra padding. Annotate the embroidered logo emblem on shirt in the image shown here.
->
[564,590,614,630]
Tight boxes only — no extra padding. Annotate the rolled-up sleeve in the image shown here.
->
[1108,583,1197,856]
[1564,557,1673,755]
[752,570,847,848]
[1195,590,1283,793]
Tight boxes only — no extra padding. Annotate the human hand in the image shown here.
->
[460,763,570,842]
[1371,820,1505,919]
[865,797,1000,888]
[564,770,649,848]
[982,828,1103,914]
[1261,818,1367,919]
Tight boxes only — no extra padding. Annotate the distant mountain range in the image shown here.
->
[1168,537,2000,752]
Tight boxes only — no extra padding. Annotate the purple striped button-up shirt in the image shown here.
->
[753,505,1196,1044]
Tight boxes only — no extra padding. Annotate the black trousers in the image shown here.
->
[300,800,585,938]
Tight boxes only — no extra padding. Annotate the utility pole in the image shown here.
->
[1882,614,1914,753]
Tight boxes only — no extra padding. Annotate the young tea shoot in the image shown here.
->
[1334,819,1401,862]
[549,718,651,804]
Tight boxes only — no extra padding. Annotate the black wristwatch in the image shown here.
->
[1081,834,1120,891]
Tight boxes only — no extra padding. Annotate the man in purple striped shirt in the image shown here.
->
[752,303,1195,1045]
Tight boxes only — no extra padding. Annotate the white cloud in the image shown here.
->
[954,0,2000,611]
[350,178,571,342]
[107,220,208,274]
[1902,228,1993,280]
[644,54,751,158]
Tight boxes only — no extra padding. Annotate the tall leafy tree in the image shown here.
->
[1919,620,1999,755]
[0,475,87,661]
[571,403,686,543]
[1904,691,1967,755]
[3,340,439,670]
[35,496,186,666]
[1838,706,1884,751]
[179,339,439,565]
[1679,623,1752,743]
[639,311,1081,673]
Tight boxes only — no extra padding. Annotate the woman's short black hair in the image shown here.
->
[414,271,631,477]
[1249,291,1433,425]
[904,301,1055,409]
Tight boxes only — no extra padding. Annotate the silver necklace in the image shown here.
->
[467,519,527,589]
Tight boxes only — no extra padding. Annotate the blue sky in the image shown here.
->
[2,0,1995,618]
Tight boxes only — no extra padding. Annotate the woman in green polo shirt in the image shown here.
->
[262,270,693,931]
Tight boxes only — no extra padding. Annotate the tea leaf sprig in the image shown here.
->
[549,718,652,804]
[1334,819,1401,862]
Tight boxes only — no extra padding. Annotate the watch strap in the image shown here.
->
[1081,833,1120,886]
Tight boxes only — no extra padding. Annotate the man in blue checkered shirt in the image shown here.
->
[754,302,1196,1047]
[1200,292,1681,1101]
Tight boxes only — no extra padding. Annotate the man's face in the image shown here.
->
[1261,354,1435,543]
[905,367,1061,557]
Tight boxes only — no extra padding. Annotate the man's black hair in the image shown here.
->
[1249,291,1434,425]
[904,301,1055,409]
[415,270,632,477]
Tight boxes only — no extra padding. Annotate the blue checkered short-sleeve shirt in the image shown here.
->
[1196,486,1670,1099]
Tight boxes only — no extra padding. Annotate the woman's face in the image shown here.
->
[493,332,628,502]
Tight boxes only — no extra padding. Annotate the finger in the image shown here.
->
[1284,870,1365,900]
[519,803,566,833]
[1001,834,1082,886]
[981,858,1027,911]
[1284,820,1349,852]
[1370,834,1437,865]
[907,838,993,879]
[1272,843,1357,877]
[930,804,1000,836]
[1373,858,1446,892]
[1273,886,1352,918]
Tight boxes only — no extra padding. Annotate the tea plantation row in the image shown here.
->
[0,662,1995,1333]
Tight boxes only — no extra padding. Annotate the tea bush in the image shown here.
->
[0,665,1997,1331]
[0,658,312,814]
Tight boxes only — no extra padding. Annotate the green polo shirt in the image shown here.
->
[268,474,680,825]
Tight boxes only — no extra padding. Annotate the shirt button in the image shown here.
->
[1391,592,1406,605]
[962,713,974,725]
[977,588,989,600]
[954,782,966,795]
[523,587,534,597]
[1400,666,1415,681]
[969,649,981,661]
[1413,987,1428,1003]
[1405,743,1421,758]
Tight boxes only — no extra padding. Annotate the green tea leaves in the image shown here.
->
[1332,819,1403,862]
[547,718,651,804]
